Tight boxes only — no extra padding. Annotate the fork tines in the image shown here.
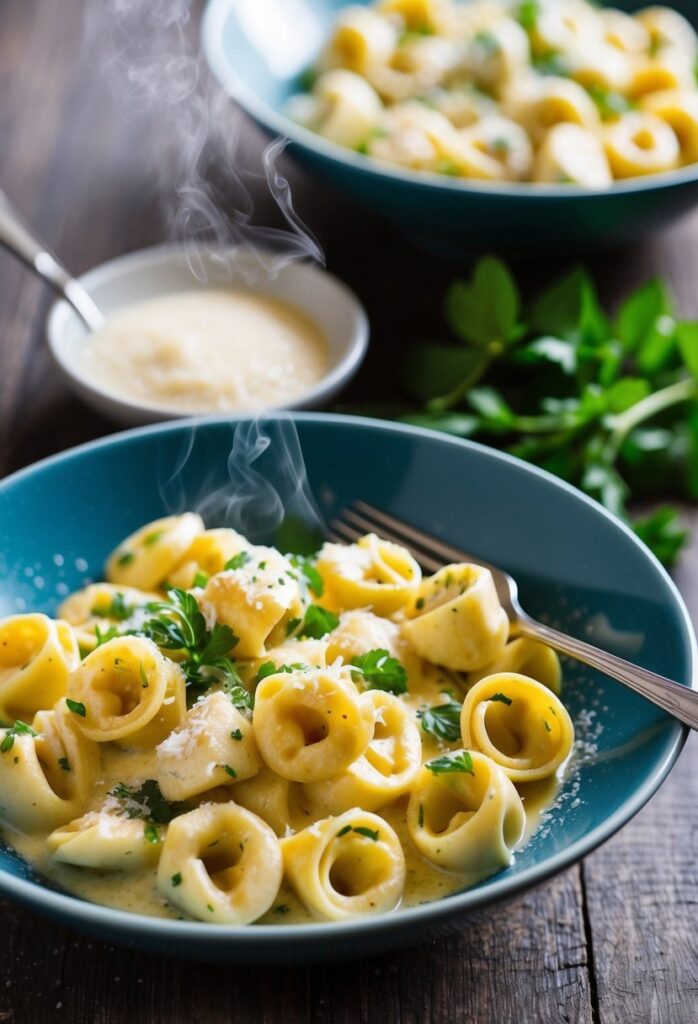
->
[327,500,485,575]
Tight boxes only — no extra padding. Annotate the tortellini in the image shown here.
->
[3,516,576,928]
[106,513,204,590]
[468,637,562,694]
[157,803,283,924]
[461,673,574,782]
[317,533,421,615]
[303,690,422,815]
[0,700,99,832]
[534,123,613,187]
[202,558,302,659]
[58,583,160,654]
[156,691,261,801]
[67,636,186,747]
[604,110,680,177]
[282,808,406,920]
[288,0,698,185]
[403,563,508,671]
[0,613,79,722]
[48,811,161,871]
[407,751,525,873]
[253,667,374,782]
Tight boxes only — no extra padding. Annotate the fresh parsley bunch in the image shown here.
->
[400,257,698,565]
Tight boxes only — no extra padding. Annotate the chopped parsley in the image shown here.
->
[0,720,37,754]
[543,720,552,732]
[91,592,134,621]
[116,551,135,568]
[193,571,209,589]
[336,824,380,841]
[224,550,250,571]
[144,824,160,844]
[289,555,324,597]
[66,699,86,718]
[415,597,425,611]
[256,661,307,683]
[139,662,149,689]
[222,764,237,778]
[285,616,302,637]
[297,604,339,640]
[226,684,254,713]
[111,779,178,824]
[58,757,71,771]
[171,872,182,887]
[426,750,475,776]
[418,697,462,742]
[143,529,165,547]
[418,803,424,828]
[488,692,513,706]
[350,649,408,695]
[94,624,122,647]
[230,728,243,741]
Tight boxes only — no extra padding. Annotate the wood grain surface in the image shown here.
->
[0,2,696,1022]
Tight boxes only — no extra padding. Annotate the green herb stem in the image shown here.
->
[604,377,698,462]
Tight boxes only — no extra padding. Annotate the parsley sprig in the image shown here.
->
[391,257,698,565]
[426,750,475,775]
[350,649,408,695]
[140,588,242,699]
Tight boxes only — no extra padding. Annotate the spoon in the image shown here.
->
[0,189,105,331]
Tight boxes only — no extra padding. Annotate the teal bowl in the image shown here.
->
[201,0,698,254]
[0,414,693,962]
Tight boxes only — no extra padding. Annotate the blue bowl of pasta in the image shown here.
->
[0,413,693,962]
[201,0,698,253]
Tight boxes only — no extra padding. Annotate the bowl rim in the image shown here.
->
[0,411,694,948]
[45,243,369,424]
[201,0,698,201]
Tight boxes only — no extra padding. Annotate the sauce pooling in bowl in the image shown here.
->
[81,289,330,412]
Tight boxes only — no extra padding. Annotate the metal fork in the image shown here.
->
[327,500,698,731]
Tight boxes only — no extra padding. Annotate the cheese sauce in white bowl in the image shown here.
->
[47,246,368,425]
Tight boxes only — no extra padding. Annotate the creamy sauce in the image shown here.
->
[3,747,559,926]
[80,290,330,412]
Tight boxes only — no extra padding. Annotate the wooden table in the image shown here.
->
[1,2,696,1021]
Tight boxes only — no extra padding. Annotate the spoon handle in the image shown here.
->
[518,616,698,731]
[0,189,104,331]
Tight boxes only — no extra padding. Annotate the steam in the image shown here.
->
[158,416,325,544]
[82,0,323,280]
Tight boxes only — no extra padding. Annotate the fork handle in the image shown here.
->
[517,617,698,731]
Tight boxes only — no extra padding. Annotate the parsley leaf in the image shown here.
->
[224,550,250,571]
[350,649,408,695]
[289,555,324,597]
[256,661,307,682]
[0,720,37,753]
[298,604,339,639]
[488,692,513,706]
[426,751,475,775]
[418,697,462,741]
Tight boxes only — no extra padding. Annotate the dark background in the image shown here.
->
[0,2,696,1021]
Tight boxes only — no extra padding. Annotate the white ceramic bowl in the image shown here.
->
[46,245,369,425]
